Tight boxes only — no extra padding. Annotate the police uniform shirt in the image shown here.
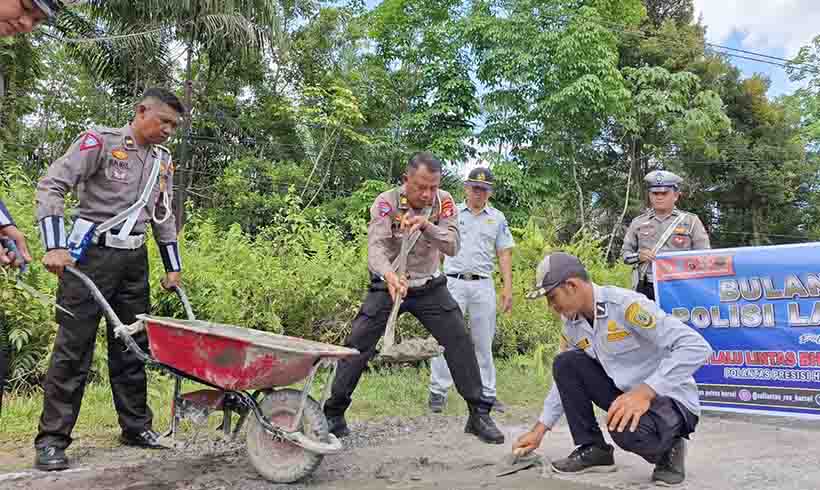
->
[36,125,181,271]
[0,200,14,229]
[443,203,514,277]
[538,284,712,428]
[368,186,459,280]
[622,208,710,281]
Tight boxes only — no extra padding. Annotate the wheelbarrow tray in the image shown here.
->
[137,314,358,391]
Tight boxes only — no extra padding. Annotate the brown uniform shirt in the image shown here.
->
[36,124,177,244]
[621,208,710,282]
[368,186,459,280]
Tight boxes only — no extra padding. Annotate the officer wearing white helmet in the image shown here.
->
[512,252,712,486]
[621,170,710,300]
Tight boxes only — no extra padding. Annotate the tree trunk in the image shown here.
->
[631,139,645,208]
[571,157,586,229]
[173,6,199,232]
[606,139,635,261]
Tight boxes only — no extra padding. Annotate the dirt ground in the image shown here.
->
[1,408,818,490]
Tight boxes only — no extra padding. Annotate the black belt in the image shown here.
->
[370,274,445,293]
[447,273,488,281]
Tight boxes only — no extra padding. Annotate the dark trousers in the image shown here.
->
[35,245,153,449]
[324,276,484,416]
[553,350,698,464]
[636,279,655,301]
[0,316,8,414]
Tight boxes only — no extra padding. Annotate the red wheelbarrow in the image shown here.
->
[65,266,359,483]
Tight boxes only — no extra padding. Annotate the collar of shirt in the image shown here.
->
[122,124,152,153]
[562,283,608,329]
[459,201,491,216]
[649,207,681,222]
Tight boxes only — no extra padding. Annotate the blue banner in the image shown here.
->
[655,243,820,419]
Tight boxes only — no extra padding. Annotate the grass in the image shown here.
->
[0,355,554,445]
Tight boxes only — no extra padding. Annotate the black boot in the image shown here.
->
[464,402,504,444]
[428,392,446,414]
[652,437,686,486]
[35,446,69,471]
[120,429,168,449]
[551,443,616,474]
[326,414,350,438]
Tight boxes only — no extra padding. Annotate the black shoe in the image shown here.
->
[552,444,616,474]
[429,392,446,414]
[326,414,350,438]
[34,446,69,471]
[653,437,686,486]
[465,404,505,444]
[120,429,167,449]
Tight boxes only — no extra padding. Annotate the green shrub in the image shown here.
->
[1,171,629,391]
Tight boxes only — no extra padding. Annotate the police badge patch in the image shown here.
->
[377,200,393,217]
[79,132,102,151]
[625,302,656,329]
[441,198,455,218]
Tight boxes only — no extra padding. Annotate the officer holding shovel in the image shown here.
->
[0,200,32,414]
[323,152,505,445]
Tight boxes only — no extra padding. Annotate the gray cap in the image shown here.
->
[645,170,683,192]
[525,252,588,300]
[465,167,494,190]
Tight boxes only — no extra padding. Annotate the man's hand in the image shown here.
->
[42,249,74,276]
[0,0,46,36]
[512,423,548,457]
[0,240,9,266]
[607,383,656,433]
[384,271,408,302]
[0,225,32,267]
[161,272,181,290]
[501,287,513,314]
[638,249,656,263]
[401,214,429,235]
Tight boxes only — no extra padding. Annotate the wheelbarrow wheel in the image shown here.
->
[246,388,329,483]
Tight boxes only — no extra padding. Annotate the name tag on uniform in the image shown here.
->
[576,338,591,350]
[606,320,631,342]
[107,159,130,182]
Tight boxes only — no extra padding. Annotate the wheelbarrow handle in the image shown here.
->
[65,265,124,329]
[171,285,196,321]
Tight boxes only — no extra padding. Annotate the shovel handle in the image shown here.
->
[171,285,196,321]
[0,237,28,274]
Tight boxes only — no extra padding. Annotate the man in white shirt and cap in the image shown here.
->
[512,252,711,486]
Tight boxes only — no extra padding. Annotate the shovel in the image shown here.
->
[376,216,444,363]
[495,451,545,477]
[1,238,75,318]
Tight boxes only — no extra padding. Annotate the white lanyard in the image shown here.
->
[96,148,164,239]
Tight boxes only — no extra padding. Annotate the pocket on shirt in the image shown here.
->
[479,229,495,243]
[104,159,136,184]
[603,334,641,355]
